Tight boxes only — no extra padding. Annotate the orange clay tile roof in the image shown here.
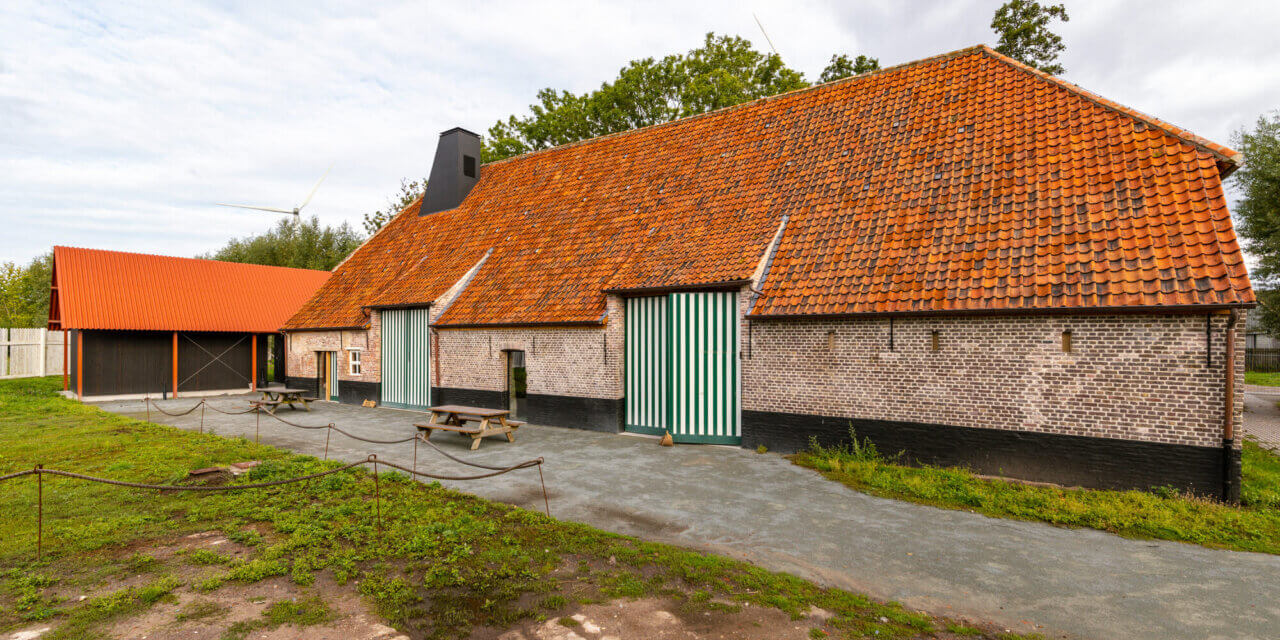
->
[284,45,1252,330]
[49,246,331,333]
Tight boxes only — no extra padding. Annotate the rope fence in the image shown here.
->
[3,396,553,560]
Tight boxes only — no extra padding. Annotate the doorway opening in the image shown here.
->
[317,351,339,401]
[505,350,526,419]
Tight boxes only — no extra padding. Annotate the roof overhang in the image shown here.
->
[747,302,1256,321]
[603,279,752,297]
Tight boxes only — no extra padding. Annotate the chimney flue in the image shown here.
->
[420,127,481,215]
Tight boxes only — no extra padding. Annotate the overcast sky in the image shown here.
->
[2,1,1278,265]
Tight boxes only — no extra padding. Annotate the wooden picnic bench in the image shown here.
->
[254,387,316,412]
[414,405,526,450]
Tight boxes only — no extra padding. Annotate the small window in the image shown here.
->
[930,330,940,352]
[1061,330,1073,353]
[463,155,477,178]
[348,349,362,375]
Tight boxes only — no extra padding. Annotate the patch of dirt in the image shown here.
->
[472,597,824,640]
[106,573,404,640]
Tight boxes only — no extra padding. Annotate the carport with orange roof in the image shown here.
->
[48,246,330,399]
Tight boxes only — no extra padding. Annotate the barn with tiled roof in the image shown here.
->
[283,46,1253,499]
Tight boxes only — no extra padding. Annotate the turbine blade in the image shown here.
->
[297,164,333,210]
[215,203,295,214]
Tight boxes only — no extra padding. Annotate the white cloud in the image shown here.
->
[1,0,1278,265]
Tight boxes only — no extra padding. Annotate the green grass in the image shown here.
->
[1245,371,1280,386]
[0,377,1035,640]
[794,430,1280,555]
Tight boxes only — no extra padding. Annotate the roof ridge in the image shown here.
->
[974,45,1241,174]
[53,245,330,274]
[481,45,991,169]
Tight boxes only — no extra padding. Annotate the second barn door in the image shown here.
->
[625,291,739,444]
[380,307,432,410]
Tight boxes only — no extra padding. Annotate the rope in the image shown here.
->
[28,459,368,491]
[328,424,420,445]
[202,402,258,415]
[419,436,538,471]
[0,469,36,483]
[144,398,204,417]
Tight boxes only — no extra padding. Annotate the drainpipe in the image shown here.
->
[1222,310,1239,503]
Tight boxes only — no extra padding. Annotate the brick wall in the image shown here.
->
[742,312,1245,449]
[284,316,380,385]
[433,295,625,399]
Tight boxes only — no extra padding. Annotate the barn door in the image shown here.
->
[669,292,738,443]
[380,307,431,410]
[625,296,667,435]
[625,291,739,444]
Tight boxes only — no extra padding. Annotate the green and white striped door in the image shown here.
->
[327,352,340,401]
[625,296,667,435]
[625,291,739,444]
[380,307,431,410]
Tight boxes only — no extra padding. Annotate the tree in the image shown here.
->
[819,54,880,83]
[990,0,1069,75]
[363,178,427,234]
[0,252,52,328]
[1232,112,1280,334]
[483,33,809,162]
[202,216,363,271]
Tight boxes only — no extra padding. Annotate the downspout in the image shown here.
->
[1222,310,1240,503]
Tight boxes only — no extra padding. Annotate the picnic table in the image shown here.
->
[414,405,525,450]
[251,387,316,413]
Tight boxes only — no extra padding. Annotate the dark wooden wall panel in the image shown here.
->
[80,330,170,396]
[177,332,253,392]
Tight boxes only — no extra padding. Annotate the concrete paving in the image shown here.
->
[1244,385,1280,451]
[96,395,1280,640]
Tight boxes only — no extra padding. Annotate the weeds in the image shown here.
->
[795,428,1280,555]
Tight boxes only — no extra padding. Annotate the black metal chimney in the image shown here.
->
[420,127,481,215]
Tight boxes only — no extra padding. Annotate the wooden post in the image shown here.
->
[38,329,47,377]
[76,331,83,398]
[251,334,258,391]
[62,329,68,391]
[171,332,179,398]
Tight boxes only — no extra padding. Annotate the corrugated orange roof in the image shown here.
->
[50,246,331,332]
[285,45,1252,330]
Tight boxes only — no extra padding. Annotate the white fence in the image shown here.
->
[1,328,66,379]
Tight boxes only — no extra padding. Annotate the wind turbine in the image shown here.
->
[216,165,332,220]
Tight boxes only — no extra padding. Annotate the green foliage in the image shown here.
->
[185,549,232,566]
[795,436,1280,554]
[819,54,880,83]
[1233,112,1280,331]
[990,0,1070,74]
[1245,371,1280,386]
[0,251,52,328]
[0,376,1036,639]
[483,33,809,162]
[362,177,427,234]
[200,215,362,270]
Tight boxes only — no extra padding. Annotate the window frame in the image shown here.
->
[348,348,362,375]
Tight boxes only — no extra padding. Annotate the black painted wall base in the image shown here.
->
[286,376,319,399]
[743,410,1240,500]
[522,393,622,433]
[339,381,380,405]
[429,387,623,432]
[431,387,505,410]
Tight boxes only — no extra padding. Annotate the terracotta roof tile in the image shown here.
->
[285,45,1252,330]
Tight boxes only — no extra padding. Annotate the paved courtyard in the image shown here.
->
[96,395,1280,640]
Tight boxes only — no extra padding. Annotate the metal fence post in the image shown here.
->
[323,426,331,460]
[254,408,260,444]
[36,464,43,560]
[372,455,382,535]
[200,401,205,434]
